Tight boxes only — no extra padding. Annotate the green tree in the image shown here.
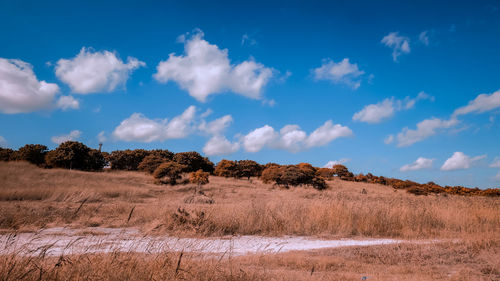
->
[45,141,105,171]
[173,151,214,173]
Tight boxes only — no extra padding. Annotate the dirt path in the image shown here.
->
[1,227,413,256]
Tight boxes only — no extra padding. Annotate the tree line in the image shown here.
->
[1,141,499,196]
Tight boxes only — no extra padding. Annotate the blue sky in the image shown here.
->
[1,0,499,188]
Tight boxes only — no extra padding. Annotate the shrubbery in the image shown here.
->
[214,159,262,179]
[260,164,328,190]
[153,161,187,185]
[15,144,48,166]
[45,141,105,171]
[173,151,214,173]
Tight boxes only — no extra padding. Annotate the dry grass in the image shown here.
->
[0,239,498,280]
[0,161,499,240]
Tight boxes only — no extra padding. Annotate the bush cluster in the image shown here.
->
[214,159,262,179]
[260,163,327,190]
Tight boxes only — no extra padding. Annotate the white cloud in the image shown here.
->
[353,98,395,123]
[112,106,196,142]
[384,135,394,144]
[313,58,365,89]
[275,125,308,152]
[381,32,411,62]
[242,125,278,153]
[241,121,352,153]
[490,158,500,168]
[56,95,79,110]
[400,157,434,172]
[198,115,233,135]
[203,135,240,156]
[419,31,429,46]
[494,172,500,181]
[353,92,433,124]
[396,117,458,147]
[154,30,273,102]
[453,89,500,117]
[97,131,107,143]
[323,158,350,168]
[403,91,434,109]
[0,58,60,113]
[0,136,7,147]
[305,121,353,147]
[51,130,82,144]
[441,152,486,171]
[55,47,145,94]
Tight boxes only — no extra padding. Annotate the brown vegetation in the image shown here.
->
[0,161,498,240]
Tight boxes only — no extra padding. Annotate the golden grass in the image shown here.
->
[0,161,499,240]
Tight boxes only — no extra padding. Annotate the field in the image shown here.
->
[0,161,499,280]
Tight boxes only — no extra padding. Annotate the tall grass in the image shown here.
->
[0,161,499,239]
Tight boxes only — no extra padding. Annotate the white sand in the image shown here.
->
[0,227,407,256]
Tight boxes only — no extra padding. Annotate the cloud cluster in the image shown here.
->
[202,135,240,156]
[0,58,63,113]
[353,92,433,124]
[154,31,273,102]
[400,157,434,172]
[55,47,145,94]
[396,117,458,147]
[312,58,365,89]
[112,106,196,142]
[441,152,486,171]
[56,95,80,110]
[241,121,353,153]
[51,130,82,144]
[393,89,500,147]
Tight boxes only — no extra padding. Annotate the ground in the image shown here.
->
[0,161,499,280]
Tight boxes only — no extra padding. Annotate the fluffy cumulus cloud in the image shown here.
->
[384,135,394,144]
[56,95,79,110]
[452,89,500,117]
[198,115,233,135]
[97,131,107,143]
[381,32,411,62]
[353,98,395,123]
[241,121,352,153]
[55,47,145,94]
[494,172,500,181]
[154,30,273,102]
[353,92,433,124]
[0,58,60,113]
[400,157,434,172]
[323,158,350,168]
[312,58,365,89]
[441,152,486,171]
[397,117,458,147]
[51,130,82,144]
[242,125,278,153]
[112,106,196,142]
[203,135,240,156]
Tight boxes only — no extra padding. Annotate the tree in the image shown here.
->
[189,169,210,193]
[0,148,14,161]
[173,151,214,173]
[108,149,150,170]
[261,165,282,184]
[214,159,238,177]
[331,164,354,180]
[153,161,187,185]
[235,160,262,179]
[45,141,105,171]
[16,144,48,166]
[138,154,169,174]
